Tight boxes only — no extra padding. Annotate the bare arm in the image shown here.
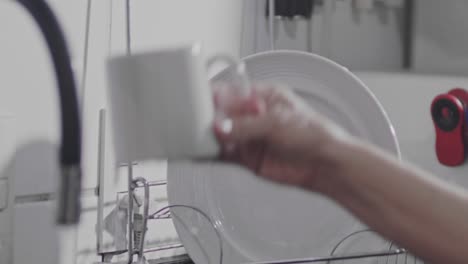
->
[319,139,468,264]
[214,84,468,263]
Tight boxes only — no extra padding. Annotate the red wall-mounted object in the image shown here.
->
[431,93,465,166]
[449,88,468,142]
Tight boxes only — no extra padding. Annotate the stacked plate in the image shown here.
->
[167,51,400,264]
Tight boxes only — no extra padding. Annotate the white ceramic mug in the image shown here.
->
[106,43,249,163]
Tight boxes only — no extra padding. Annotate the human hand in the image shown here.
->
[213,83,350,192]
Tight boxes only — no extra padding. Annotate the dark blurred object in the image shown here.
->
[15,0,82,225]
[149,254,194,264]
[266,0,315,20]
[403,0,414,69]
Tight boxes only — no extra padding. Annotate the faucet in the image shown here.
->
[15,0,82,225]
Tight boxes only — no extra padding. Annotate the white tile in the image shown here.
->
[76,196,102,264]
[0,116,15,264]
[13,201,60,264]
[0,179,8,211]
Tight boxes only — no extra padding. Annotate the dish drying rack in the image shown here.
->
[94,2,422,263]
[95,160,422,264]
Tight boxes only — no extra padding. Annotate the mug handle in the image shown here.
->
[206,55,251,98]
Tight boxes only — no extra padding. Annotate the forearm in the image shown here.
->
[319,138,468,264]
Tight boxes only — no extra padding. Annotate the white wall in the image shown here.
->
[245,0,404,71]
[413,0,468,76]
[0,0,244,263]
[357,72,468,189]
[246,0,468,76]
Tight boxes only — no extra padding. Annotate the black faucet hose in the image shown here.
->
[16,0,82,224]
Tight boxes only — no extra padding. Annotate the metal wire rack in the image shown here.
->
[95,169,423,264]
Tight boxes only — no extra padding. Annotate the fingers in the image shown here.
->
[219,142,265,172]
[213,84,261,117]
[213,82,298,118]
[254,82,310,112]
[213,83,291,145]
[214,114,274,144]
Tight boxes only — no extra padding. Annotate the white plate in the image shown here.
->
[167,50,400,264]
